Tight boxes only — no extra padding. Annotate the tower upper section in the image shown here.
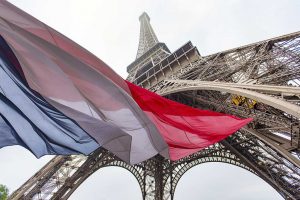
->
[136,12,159,59]
[126,12,199,88]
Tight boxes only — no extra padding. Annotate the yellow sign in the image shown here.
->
[232,95,257,109]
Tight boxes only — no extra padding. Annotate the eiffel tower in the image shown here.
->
[9,12,300,200]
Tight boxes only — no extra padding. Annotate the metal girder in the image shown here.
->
[157,79,300,118]
[10,131,300,200]
[9,15,300,200]
[136,12,159,59]
[224,130,300,200]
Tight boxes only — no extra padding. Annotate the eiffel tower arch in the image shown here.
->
[9,12,300,200]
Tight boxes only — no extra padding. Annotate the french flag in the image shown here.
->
[0,1,251,164]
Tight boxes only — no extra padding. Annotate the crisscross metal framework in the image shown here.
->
[9,13,300,200]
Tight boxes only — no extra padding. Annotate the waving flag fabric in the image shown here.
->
[0,1,251,164]
[127,82,252,160]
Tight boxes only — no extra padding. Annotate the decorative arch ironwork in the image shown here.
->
[8,14,300,200]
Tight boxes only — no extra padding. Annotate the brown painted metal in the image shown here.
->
[9,13,300,200]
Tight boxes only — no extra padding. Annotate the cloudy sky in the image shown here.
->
[1,0,300,199]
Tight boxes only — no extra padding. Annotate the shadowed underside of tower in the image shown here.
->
[10,12,300,200]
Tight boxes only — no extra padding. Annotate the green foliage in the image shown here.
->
[0,184,9,200]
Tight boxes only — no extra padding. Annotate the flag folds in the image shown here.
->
[0,1,251,164]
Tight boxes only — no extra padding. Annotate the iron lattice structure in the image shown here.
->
[9,12,300,200]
